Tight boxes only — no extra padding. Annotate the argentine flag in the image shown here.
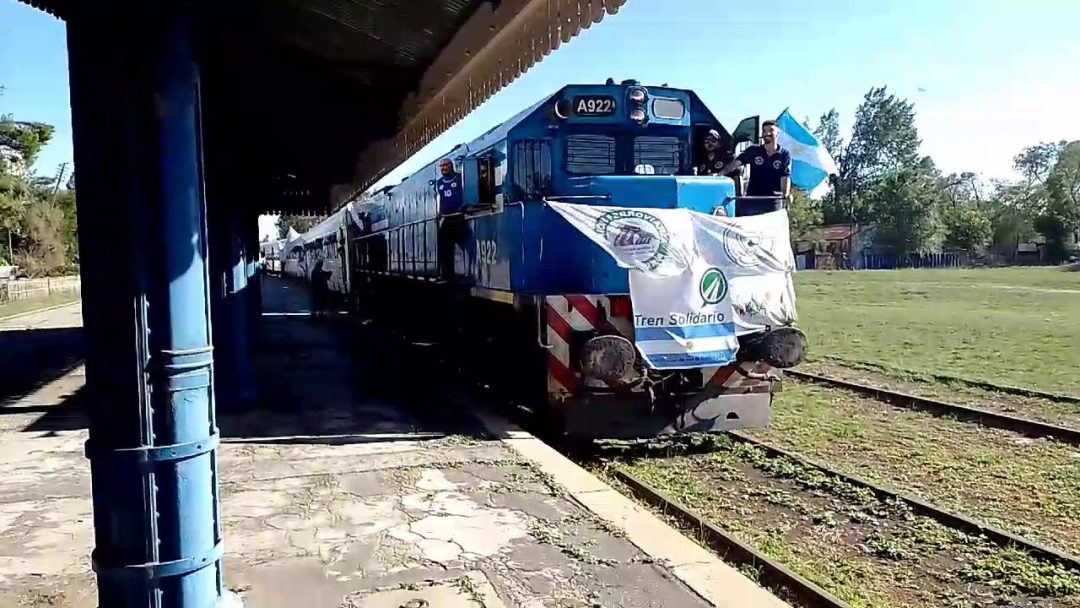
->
[776,110,838,199]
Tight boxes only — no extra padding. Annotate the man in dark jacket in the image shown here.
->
[310,259,331,318]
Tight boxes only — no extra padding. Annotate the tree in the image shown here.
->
[985,181,1040,249]
[15,197,69,276]
[826,86,922,224]
[1039,141,1080,262]
[1013,141,1068,186]
[865,169,944,254]
[276,214,320,239]
[0,82,78,274]
[813,108,844,159]
[787,190,823,247]
[846,87,921,178]
[942,203,992,253]
[0,121,55,169]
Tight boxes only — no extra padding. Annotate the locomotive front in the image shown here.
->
[529,80,807,438]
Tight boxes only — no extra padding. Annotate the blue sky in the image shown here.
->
[3,0,1078,238]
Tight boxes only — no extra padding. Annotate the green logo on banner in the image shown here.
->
[699,267,728,305]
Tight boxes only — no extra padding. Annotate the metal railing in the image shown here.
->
[0,275,82,304]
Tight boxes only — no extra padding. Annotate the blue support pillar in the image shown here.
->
[67,10,229,608]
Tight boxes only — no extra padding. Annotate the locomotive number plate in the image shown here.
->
[572,95,617,117]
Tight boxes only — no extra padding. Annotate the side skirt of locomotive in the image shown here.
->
[351,271,789,440]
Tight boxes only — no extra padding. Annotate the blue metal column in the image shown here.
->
[67,11,226,608]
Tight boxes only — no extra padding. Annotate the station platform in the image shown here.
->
[0,276,788,608]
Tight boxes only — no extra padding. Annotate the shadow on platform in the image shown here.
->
[16,276,484,441]
[0,325,83,409]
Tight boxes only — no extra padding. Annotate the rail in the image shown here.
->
[785,369,1080,446]
[813,355,1080,404]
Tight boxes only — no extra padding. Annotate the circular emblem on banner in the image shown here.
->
[699,267,728,305]
[723,226,769,269]
[594,209,671,271]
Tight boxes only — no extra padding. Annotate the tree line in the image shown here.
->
[789,86,1079,263]
[0,85,78,277]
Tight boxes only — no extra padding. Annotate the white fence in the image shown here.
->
[0,275,82,304]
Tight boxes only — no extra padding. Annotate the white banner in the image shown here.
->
[547,202,797,370]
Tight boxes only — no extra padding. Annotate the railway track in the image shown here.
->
[785,368,1080,446]
[726,431,1080,572]
[812,355,1080,405]
[611,430,1080,608]
[613,466,852,608]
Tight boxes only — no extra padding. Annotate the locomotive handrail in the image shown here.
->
[536,305,555,350]
[726,194,790,210]
[541,195,613,204]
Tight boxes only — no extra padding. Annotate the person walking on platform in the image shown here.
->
[718,120,792,216]
[310,259,331,318]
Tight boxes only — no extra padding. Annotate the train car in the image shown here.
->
[300,78,806,439]
[283,212,350,300]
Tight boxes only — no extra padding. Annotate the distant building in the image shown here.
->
[795,223,873,270]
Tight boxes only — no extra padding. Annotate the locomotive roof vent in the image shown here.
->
[605,77,616,85]
[621,79,640,86]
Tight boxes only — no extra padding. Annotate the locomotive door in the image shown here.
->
[478,156,496,208]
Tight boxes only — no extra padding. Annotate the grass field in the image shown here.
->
[793,266,1080,394]
[0,293,81,320]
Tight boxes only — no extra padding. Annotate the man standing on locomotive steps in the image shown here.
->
[436,158,465,280]
[719,119,792,216]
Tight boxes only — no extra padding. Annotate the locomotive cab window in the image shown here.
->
[513,139,552,201]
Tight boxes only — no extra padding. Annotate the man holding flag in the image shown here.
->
[719,119,792,216]
[719,110,838,215]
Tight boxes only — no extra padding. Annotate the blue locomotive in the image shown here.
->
[286,79,806,439]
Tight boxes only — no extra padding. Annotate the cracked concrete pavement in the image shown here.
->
[0,428,715,608]
[0,284,726,607]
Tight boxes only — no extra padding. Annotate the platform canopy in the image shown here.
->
[25,0,626,215]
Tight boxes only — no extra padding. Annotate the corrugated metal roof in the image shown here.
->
[344,0,628,201]
[20,0,628,214]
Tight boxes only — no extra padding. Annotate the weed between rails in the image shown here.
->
[601,435,1080,608]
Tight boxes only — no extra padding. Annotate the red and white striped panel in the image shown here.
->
[544,294,767,397]
[545,295,633,395]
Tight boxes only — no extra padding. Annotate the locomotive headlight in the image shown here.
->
[628,87,647,103]
[630,108,647,123]
[579,335,637,382]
